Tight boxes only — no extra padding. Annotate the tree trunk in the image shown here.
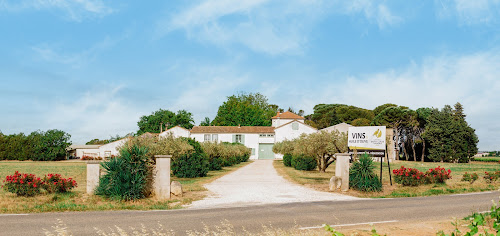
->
[320,156,326,172]
[421,141,426,162]
[411,140,417,162]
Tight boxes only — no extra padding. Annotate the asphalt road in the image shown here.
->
[1,191,498,235]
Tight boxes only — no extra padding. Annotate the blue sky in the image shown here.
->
[1,0,499,150]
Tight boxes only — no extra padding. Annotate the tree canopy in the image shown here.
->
[305,104,374,129]
[0,129,71,161]
[211,92,277,126]
[137,109,194,135]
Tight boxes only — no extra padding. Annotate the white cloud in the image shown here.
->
[44,85,143,144]
[272,50,500,150]
[436,0,500,25]
[31,35,120,68]
[168,65,250,125]
[0,0,114,21]
[158,0,402,55]
[344,0,403,29]
[157,0,328,55]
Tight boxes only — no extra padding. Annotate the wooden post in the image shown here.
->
[155,155,172,200]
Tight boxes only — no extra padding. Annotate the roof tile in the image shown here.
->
[191,126,275,134]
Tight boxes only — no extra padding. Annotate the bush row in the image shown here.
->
[282,153,317,171]
[393,166,452,186]
[200,142,251,171]
[2,171,77,197]
[0,129,71,161]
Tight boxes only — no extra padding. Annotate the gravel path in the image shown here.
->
[189,160,358,209]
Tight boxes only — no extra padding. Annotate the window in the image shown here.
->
[204,134,211,142]
[104,151,111,157]
[235,134,242,143]
[212,134,218,142]
[292,122,299,130]
[260,134,274,137]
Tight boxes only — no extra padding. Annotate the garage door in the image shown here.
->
[258,143,275,159]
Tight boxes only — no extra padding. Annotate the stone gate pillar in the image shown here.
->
[335,153,350,192]
[86,161,100,194]
[154,155,172,200]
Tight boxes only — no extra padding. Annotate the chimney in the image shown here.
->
[238,124,241,128]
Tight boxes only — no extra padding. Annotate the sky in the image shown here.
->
[0,0,499,150]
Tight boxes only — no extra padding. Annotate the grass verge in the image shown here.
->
[0,160,251,213]
[273,159,500,198]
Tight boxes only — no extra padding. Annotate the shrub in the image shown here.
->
[96,144,152,201]
[425,166,451,184]
[42,174,77,193]
[81,155,103,161]
[171,138,209,178]
[484,171,500,183]
[393,166,425,186]
[200,142,250,169]
[393,166,452,186]
[461,172,478,184]
[291,155,317,171]
[2,171,43,196]
[283,153,292,167]
[349,154,382,192]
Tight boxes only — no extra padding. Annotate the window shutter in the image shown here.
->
[232,134,236,143]
[241,135,245,144]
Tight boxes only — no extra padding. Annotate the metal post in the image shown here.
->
[386,145,392,185]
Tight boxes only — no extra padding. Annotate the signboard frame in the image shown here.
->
[348,126,392,185]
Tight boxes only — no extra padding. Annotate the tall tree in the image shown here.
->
[200,117,211,126]
[372,106,407,160]
[422,103,478,163]
[212,92,277,126]
[137,109,194,135]
[306,104,374,129]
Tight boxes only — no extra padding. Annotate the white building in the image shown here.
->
[159,126,190,138]
[189,111,317,160]
[98,138,129,158]
[67,145,102,158]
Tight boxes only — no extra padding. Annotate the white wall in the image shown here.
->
[275,121,317,143]
[99,138,128,157]
[159,126,190,138]
[76,149,100,158]
[272,118,302,127]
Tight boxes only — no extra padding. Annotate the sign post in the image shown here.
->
[348,126,392,185]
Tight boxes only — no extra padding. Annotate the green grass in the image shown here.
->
[0,160,251,213]
[473,156,500,162]
[275,159,500,198]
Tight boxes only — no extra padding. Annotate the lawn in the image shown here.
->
[0,160,250,213]
[274,159,500,198]
[473,156,500,162]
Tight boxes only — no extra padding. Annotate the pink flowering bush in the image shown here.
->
[484,171,500,183]
[2,171,43,196]
[425,166,452,184]
[393,166,425,186]
[393,166,452,186]
[2,171,78,196]
[42,173,77,193]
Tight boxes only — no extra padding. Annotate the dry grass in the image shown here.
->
[274,159,500,198]
[0,160,251,213]
[42,218,491,236]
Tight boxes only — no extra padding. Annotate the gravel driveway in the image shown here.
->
[189,160,358,209]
